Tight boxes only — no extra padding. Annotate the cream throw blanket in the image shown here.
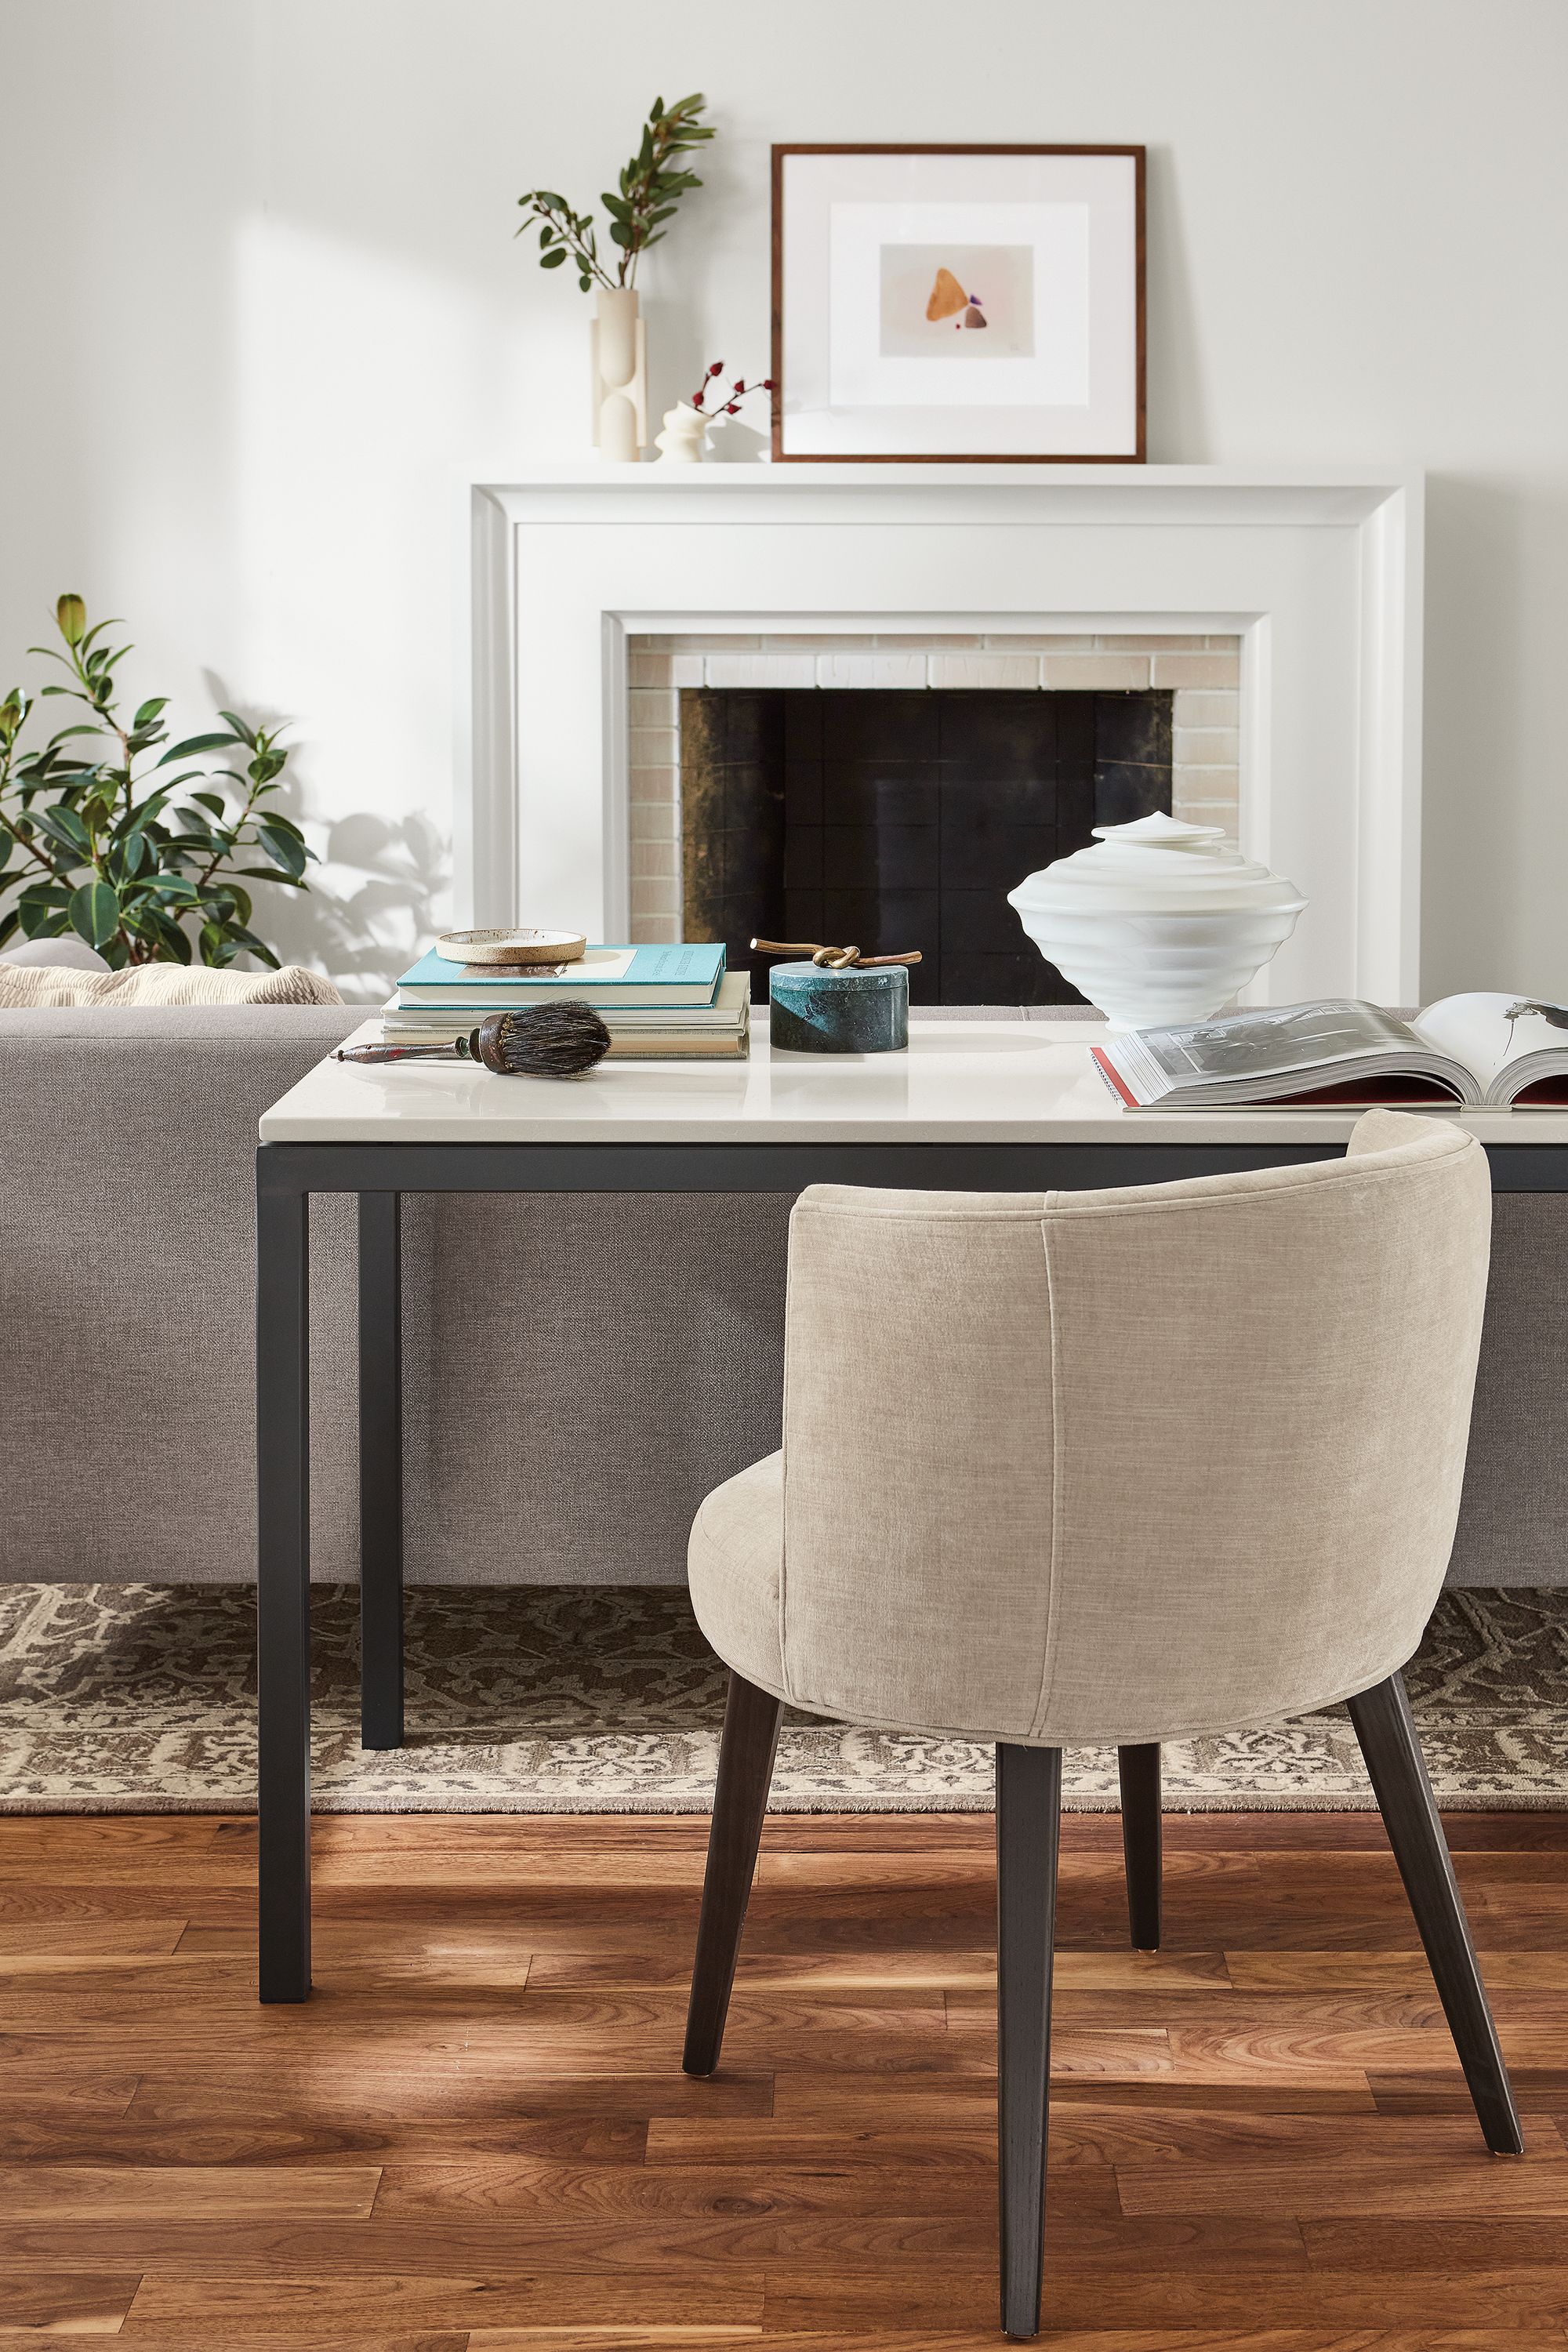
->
[0,963,343,1008]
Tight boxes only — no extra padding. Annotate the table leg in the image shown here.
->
[257,1170,312,2002]
[358,1191,405,1751]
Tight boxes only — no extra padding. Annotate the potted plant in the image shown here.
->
[517,95,713,460]
[0,596,314,967]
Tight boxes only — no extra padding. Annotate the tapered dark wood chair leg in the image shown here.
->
[683,1671,782,2077]
[996,1741,1063,2342]
[1118,1743,1162,1951]
[1348,1670,1523,2155]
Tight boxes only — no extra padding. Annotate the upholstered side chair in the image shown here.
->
[681,1109,1522,2342]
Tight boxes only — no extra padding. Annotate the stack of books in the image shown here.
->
[381,943,750,1061]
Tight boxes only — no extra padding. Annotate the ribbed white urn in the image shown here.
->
[1007,813,1308,1030]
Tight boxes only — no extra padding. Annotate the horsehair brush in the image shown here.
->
[334,1001,612,1077]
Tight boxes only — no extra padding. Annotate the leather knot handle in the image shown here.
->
[750,938,923,970]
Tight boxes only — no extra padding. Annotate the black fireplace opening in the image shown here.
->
[679,687,1173,1004]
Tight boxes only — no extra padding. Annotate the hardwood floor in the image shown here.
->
[0,1806,1566,2346]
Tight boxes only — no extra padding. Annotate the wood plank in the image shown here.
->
[122,2272,767,2330]
[123,2067,777,2120]
[0,1918,188,1962]
[1228,1948,1568,1991]
[760,2267,1568,2331]
[469,2334,1568,2352]
[466,2336,1568,2352]
[367,2154,1123,2222]
[106,2338,466,2352]
[0,2108,645,2167]
[0,2211,1307,2276]
[521,1944,1232,1993]
[0,2267,143,2330]
[645,2107,1566,2172]
[0,2163,380,2219]
[1120,2147,1568,2217]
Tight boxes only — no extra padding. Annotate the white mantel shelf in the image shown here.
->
[470,460,1412,522]
[461,462,1423,1003]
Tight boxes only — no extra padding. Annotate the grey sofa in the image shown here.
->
[1,1004,1563,1588]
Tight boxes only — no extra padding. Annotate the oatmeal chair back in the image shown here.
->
[681,1109,1520,2340]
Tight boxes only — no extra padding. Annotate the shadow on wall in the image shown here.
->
[1144,144,1210,463]
[199,673,447,1001]
[263,808,448,1005]
[1421,472,1557,997]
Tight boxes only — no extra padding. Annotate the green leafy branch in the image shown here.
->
[0,595,315,968]
[517,93,713,292]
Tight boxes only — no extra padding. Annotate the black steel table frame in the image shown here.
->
[256,1134,1568,2002]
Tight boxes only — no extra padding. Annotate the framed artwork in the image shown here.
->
[770,144,1145,463]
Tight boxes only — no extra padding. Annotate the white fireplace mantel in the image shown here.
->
[460,463,1423,1004]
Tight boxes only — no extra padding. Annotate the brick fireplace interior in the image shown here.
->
[680,687,1174,1004]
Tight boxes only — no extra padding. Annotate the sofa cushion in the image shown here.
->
[0,963,343,1008]
[0,939,112,972]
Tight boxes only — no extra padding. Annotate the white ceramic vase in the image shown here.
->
[592,286,646,461]
[652,401,710,464]
[1007,812,1308,1031]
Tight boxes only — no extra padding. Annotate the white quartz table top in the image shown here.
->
[257,1016,1568,1149]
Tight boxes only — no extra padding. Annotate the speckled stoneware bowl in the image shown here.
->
[767,960,909,1054]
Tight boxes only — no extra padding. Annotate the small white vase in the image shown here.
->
[591,286,646,461]
[652,401,711,464]
[1007,812,1308,1031]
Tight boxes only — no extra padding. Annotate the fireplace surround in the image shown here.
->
[463,466,1423,1006]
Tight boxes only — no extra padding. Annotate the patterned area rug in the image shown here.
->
[0,1584,1564,1814]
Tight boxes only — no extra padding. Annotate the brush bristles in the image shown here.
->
[477,1002,612,1076]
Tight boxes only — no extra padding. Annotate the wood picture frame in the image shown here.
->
[770,143,1145,465]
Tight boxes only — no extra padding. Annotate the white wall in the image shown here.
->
[4,0,1564,998]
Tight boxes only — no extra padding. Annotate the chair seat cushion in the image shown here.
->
[688,1450,786,1698]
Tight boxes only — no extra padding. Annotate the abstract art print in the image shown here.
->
[878,245,1036,358]
[771,146,1144,462]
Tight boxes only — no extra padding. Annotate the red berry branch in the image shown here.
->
[689,361,773,417]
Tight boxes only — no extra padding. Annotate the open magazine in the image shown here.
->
[1093,994,1568,1109]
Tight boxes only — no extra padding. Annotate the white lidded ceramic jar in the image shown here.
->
[1007,812,1308,1030]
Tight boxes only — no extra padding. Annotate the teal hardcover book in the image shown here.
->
[396,942,725,1009]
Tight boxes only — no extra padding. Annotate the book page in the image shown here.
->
[1413,993,1568,1098]
[1129,1000,1419,1087]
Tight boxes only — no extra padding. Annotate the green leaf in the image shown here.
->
[155,733,236,765]
[147,911,194,963]
[540,246,568,268]
[216,709,258,748]
[256,820,308,879]
[534,191,567,210]
[56,593,87,644]
[223,922,281,970]
[601,193,632,221]
[189,791,228,817]
[35,804,92,858]
[608,221,632,250]
[69,880,122,950]
[132,697,169,728]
